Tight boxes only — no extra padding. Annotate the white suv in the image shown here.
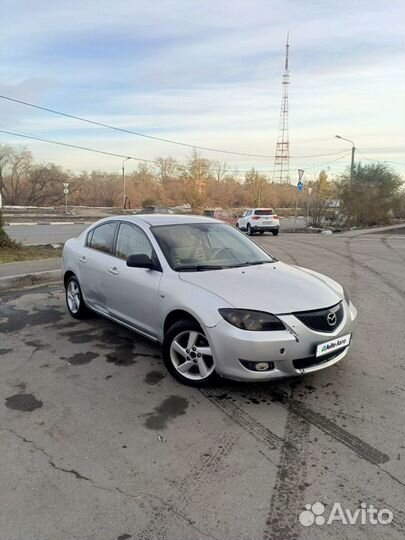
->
[236,208,280,236]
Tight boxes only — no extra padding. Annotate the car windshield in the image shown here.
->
[151,222,276,271]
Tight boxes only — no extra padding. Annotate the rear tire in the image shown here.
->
[272,230,279,236]
[259,230,264,235]
[163,320,217,387]
[65,276,91,319]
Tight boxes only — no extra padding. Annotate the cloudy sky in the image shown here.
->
[0,0,404,180]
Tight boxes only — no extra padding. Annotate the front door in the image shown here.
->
[239,210,251,229]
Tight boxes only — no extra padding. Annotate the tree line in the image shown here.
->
[0,143,404,228]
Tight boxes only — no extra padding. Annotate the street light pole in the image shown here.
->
[122,157,131,209]
[335,135,355,179]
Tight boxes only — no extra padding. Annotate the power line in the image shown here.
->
[356,151,405,166]
[0,129,158,163]
[0,128,351,174]
[232,153,351,174]
[0,94,348,160]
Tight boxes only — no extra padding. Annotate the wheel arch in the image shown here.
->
[63,270,76,289]
[163,309,200,335]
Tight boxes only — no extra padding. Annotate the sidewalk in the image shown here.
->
[339,223,405,237]
[0,258,62,292]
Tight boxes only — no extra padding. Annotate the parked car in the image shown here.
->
[136,206,176,214]
[63,215,357,387]
[203,208,237,226]
[236,208,280,235]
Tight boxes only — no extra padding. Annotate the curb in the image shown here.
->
[5,221,95,226]
[0,270,61,292]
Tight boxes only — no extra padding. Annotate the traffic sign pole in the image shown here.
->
[63,183,69,214]
[293,170,304,232]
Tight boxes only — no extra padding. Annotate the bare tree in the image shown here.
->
[24,164,70,206]
[211,161,230,182]
[0,144,32,205]
[245,168,267,207]
[156,157,178,184]
[307,171,338,227]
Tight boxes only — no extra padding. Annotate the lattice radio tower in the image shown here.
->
[272,33,290,184]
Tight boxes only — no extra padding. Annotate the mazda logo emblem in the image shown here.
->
[327,312,337,326]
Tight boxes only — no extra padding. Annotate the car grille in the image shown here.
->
[293,347,348,370]
[293,301,344,333]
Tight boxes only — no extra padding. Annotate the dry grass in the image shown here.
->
[0,244,63,264]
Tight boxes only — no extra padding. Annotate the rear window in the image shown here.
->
[254,209,274,216]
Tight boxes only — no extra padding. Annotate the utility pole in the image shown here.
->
[272,33,291,184]
[350,146,355,177]
[306,186,312,226]
[335,135,355,180]
[122,157,131,209]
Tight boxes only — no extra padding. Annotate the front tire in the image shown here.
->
[247,224,254,236]
[65,276,90,319]
[272,230,279,236]
[163,320,217,387]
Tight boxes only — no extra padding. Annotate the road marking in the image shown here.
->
[6,222,38,226]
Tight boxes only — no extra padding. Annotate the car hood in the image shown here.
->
[179,262,342,314]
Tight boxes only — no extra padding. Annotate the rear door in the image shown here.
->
[106,222,163,338]
[78,221,118,314]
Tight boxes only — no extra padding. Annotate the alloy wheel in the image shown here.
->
[67,280,81,314]
[170,330,215,381]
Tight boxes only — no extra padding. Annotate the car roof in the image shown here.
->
[97,214,223,227]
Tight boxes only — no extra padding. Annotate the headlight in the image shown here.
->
[218,309,285,331]
[343,288,350,305]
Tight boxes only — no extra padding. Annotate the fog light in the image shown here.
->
[256,362,270,371]
[239,360,275,372]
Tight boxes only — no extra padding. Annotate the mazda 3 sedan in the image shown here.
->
[63,215,357,386]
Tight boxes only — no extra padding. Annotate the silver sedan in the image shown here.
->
[62,215,357,386]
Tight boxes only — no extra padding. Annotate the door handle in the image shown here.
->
[79,256,87,264]
[108,267,119,276]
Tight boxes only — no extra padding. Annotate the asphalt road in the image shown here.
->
[5,217,307,245]
[0,233,404,540]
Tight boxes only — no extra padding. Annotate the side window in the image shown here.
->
[88,222,117,254]
[86,229,94,246]
[115,223,153,260]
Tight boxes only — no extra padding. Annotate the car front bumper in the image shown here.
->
[204,301,357,381]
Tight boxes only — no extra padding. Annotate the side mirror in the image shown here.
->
[126,253,154,269]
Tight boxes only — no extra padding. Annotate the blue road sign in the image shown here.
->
[297,180,304,192]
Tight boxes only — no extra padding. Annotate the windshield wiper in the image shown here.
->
[175,264,225,272]
[228,260,272,268]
